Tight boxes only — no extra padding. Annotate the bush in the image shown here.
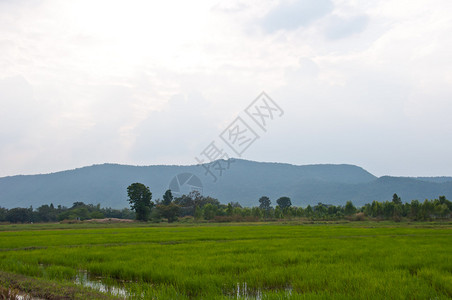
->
[59,219,82,224]
[354,212,366,221]
[178,216,194,223]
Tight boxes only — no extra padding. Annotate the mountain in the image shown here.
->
[0,159,450,209]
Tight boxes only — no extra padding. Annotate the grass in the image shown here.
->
[0,221,451,299]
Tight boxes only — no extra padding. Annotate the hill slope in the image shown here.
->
[0,159,450,208]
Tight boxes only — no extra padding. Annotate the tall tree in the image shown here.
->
[162,189,174,206]
[127,183,153,221]
[259,196,271,211]
[276,197,292,209]
[392,193,402,205]
[259,196,272,218]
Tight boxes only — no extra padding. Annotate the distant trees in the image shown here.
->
[157,203,180,223]
[36,204,58,222]
[361,196,452,221]
[305,205,313,217]
[157,189,180,223]
[436,196,451,217]
[0,207,7,222]
[5,207,33,223]
[344,201,356,216]
[274,206,283,219]
[226,202,241,216]
[314,203,328,218]
[57,202,105,221]
[0,202,134,223]
[1,189,451,224]
[203,203,217,220]
[127,183,154,221]
[174,191,221,218]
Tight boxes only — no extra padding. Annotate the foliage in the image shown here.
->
[162,189,173,206]
[258,196,272,211]
[0,207,7,222]
[276,196,292,209]
[344,201,357,216]
[258,196,273,218]
[5,208,33,223]
[202,203,217,220]
[1,192,451,224]
[127,183,153,221]
[392,193,402,205]
[157,203,180,223]
[274,206,283,219]
[362,196,452,221]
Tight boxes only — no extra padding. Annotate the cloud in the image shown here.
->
[324,15,369,39]
[0,0,452,178]
[211,1,249,13]
[261,0,334,32]
[0,76,53,175]
[0,76,37,141]
[130,92,220,164]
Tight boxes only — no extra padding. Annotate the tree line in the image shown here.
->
[0,202,134,224]
[1,182,451,223]
[126,183,451,223]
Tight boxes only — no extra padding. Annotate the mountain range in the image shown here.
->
[0,159,451,209]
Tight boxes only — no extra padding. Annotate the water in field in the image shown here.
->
[74,270,129,298]
[17,294,45,300]
[234,282,293,299]
[236,282,263,299]
[73,271,293,299]
[3,291,43,300]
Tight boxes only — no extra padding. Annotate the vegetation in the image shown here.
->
[155,189,180,223]
[0,271,119,299]
[0,222,450,299]
[276,196,292,209]
[0,202,134,224]
[0,191,451,224]
[127,183,154,221]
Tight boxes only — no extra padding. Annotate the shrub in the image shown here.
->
[354,212,366,221]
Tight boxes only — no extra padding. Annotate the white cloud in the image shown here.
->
[261,0,334,32]
[323,15,368,39]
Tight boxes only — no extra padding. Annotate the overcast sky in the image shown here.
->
[0,0,451,177]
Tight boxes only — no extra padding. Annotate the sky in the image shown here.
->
[0,0,451,177]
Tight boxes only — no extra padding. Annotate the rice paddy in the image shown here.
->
[0,221,451,299]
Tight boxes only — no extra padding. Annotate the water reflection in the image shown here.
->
[235,282,292,299]
[74,270,129,298]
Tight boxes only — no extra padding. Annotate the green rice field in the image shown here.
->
[0,221,451,299]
